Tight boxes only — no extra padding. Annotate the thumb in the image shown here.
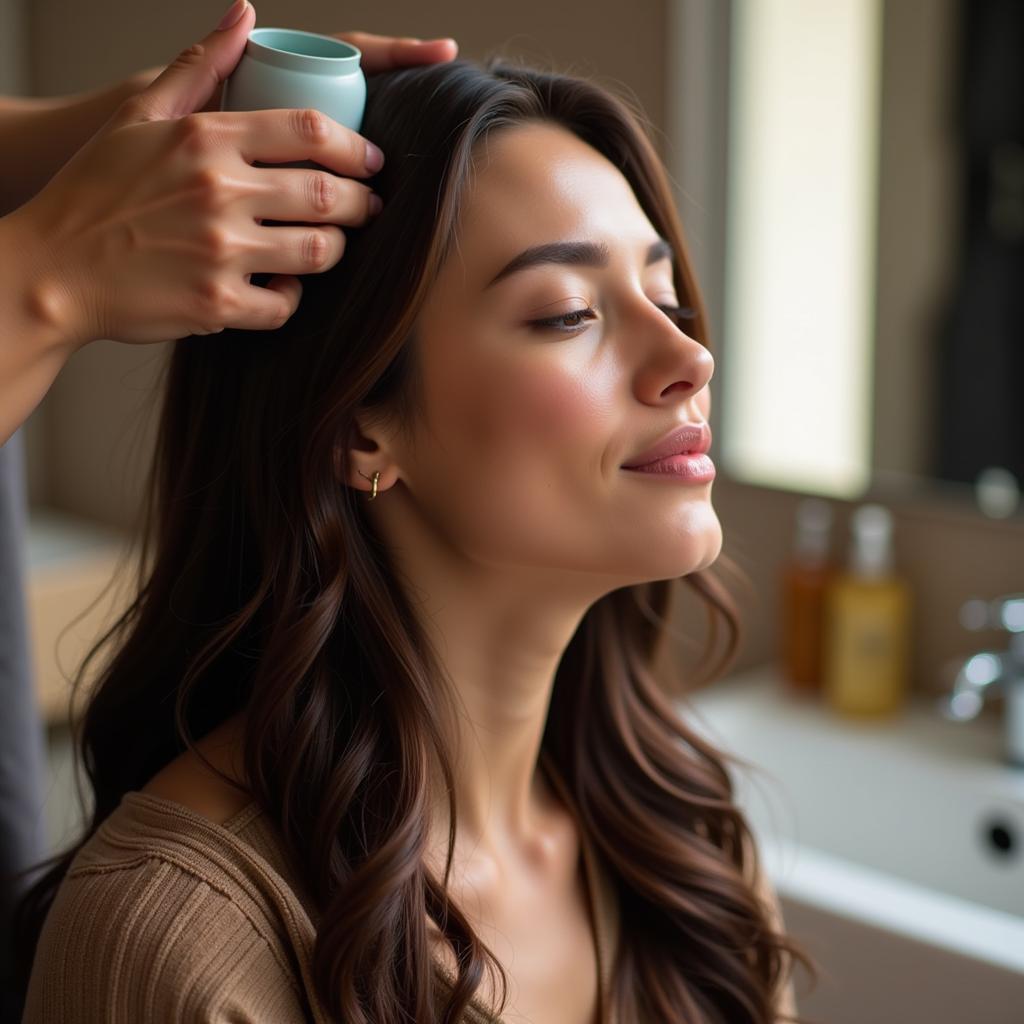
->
[132,1,256,121]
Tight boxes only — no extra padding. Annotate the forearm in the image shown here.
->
[0,210,85,447]
[0,67,162,217]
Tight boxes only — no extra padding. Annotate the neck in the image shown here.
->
[414,574,609,867]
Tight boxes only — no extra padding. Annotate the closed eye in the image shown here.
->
[528,303,696,334]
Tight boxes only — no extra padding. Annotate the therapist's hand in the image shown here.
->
[5,2,457,352]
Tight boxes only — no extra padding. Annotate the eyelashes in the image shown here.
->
[528,303,696,334]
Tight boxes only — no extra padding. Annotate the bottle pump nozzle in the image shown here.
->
[848,504,894,579]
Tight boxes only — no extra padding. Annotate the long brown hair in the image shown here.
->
[13,55,818,1022]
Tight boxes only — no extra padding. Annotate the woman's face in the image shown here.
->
[355,120,721,588]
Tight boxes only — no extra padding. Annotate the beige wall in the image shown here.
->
[14,0,1024,708]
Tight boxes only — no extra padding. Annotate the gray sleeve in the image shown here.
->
[0,429,48,1022]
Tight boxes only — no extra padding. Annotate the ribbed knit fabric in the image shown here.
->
[22,755,619,1023]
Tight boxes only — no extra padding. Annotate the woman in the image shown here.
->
[14,55,817,1023]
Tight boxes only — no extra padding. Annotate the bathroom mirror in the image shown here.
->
[667,0,1023,519]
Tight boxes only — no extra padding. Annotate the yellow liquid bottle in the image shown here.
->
[823,504,911,719]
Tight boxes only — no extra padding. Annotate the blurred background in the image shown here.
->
[2,1,1022,1021]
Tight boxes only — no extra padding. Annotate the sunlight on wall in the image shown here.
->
[721,0,883,497]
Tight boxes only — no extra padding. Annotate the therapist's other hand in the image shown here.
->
[327,32,458,75]
[167,30,458,114]
[7,1,398,351]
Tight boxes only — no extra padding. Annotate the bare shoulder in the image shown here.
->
[139,713,253,827]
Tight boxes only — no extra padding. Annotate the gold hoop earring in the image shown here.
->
[358,470,380,501]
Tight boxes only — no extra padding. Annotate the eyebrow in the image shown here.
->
[484,236,675,290]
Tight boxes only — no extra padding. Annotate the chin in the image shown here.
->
[681,522,724,576]
[635,539,722,584]
[690,544,723,575]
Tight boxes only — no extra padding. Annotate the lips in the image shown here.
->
[622,422,711,468]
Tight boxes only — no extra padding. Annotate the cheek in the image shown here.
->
[502,362,623,491]
[436,355,627,567]
[508,365,609,447]
[450,357,612,462]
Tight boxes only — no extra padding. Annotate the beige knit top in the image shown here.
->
[22,755,620,1023]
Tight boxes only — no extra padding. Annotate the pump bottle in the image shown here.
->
[823,504,911,718]
[781,498,837,693]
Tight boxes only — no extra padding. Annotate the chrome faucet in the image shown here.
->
[941,592,1024,767]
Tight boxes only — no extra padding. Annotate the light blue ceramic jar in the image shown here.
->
[220,28,366,172]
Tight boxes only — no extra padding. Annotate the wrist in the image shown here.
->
[0,208,89,445]
[1,208,90,361]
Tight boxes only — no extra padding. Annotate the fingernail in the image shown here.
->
[364,141,385,173]
[217,0,248,30]
[368,193,383,216]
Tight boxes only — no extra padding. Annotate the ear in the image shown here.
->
[335,414,401,499]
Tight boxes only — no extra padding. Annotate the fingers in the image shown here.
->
[216,106,383,179]
[212,274,303,333]
[332,31,458,74]
[248,167,382,228]
[247,223,349,278]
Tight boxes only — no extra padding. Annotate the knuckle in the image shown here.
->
[309,173,337,214]
[176,113,214,155]
[168,47,223,102]
[190,165,229,205]
[171,42,206,70]
[293,107,330,145]
[194,276,234,320]
[117,94,151,123]
[303,229,332,269]
[197,223,234,262]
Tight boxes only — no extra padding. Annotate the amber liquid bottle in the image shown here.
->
[781,498,837,694]
[823,504,911,719]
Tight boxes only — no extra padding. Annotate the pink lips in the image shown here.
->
[621,422,711,469]
[624,452,716,482]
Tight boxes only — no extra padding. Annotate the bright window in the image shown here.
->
[721,0,883,496]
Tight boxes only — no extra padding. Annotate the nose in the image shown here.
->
[631,299,715,400]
